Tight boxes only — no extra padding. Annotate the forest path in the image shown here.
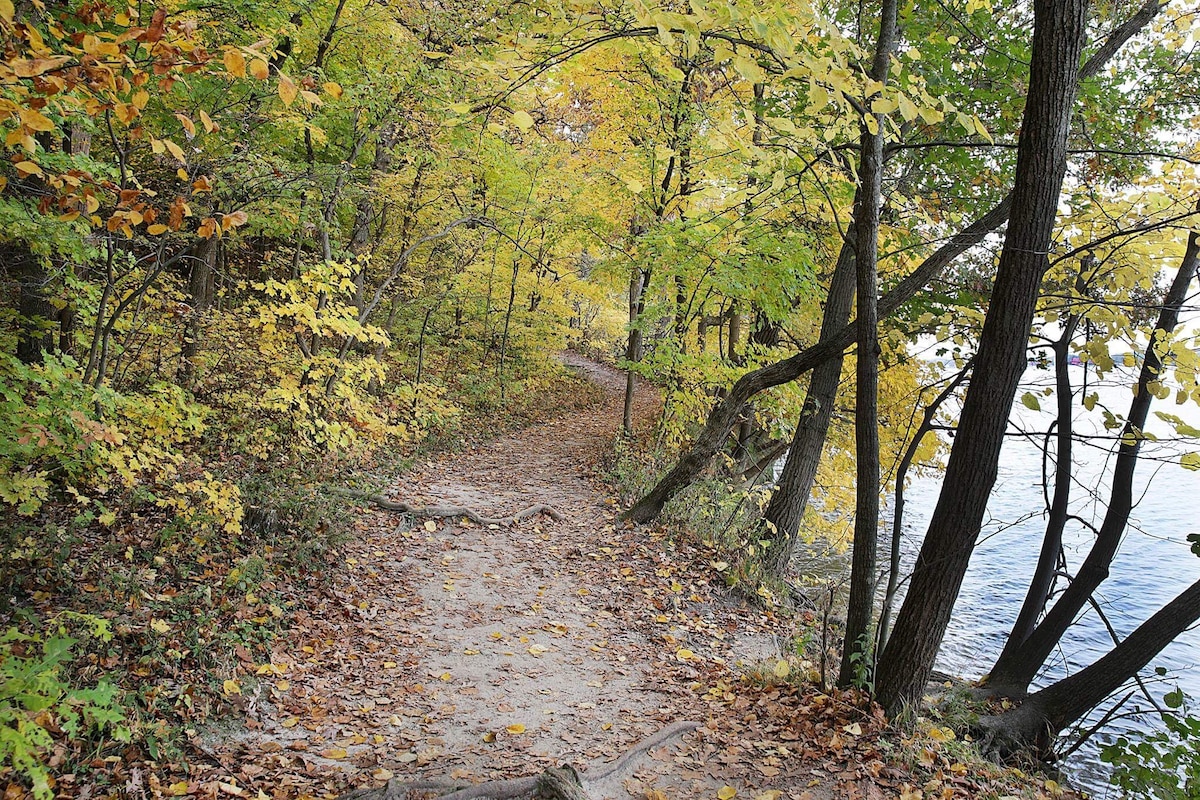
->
[221,355,845,800]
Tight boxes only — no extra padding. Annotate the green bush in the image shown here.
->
[1101,689,1200,799]
[0,614,130,799]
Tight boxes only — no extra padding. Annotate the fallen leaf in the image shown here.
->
[717,787,737,800]
[506,723,526,734]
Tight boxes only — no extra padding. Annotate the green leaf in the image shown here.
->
[1020,392,1041,411]
[511,110,534,131]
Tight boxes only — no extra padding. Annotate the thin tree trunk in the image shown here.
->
[876,364,971,656]
[178,235,218,387]
[838,0,896,688]
[759,237,856,575]
[986,212,1200,694]
[989,315,1081,674]
[874,0,1088,716]
[623,267,649,436]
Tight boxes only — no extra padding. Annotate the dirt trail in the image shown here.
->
[225,355,845,800]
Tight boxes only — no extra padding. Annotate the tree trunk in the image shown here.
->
[620,0,1164,527]
[988,315,1082,682]
[759,238,855,575]
[978,577,1200,756]
[874,0,1088,716]
[839,0,896,687]
[623,267,649,437]
[178,235,218,387]
[986,212,1200,695]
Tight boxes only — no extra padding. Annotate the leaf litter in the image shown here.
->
[195,354,1073,800]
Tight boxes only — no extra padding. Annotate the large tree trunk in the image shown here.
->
[874,0,1088,716]
[838,0,896,686]
[978,577,1200,756]
[620,0,1165,527]
[986,214,1200,695]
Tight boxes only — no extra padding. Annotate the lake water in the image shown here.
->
[898,361,1200,793]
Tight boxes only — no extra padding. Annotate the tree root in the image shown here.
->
[344,721,699,800]
[331,488,564,526]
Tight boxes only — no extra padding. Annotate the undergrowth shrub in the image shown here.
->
[0,614,130,800]
[1101,689,1200,799]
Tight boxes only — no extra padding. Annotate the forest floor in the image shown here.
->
[200,354,1068,800]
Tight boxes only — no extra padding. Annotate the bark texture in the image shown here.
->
[839,0,896,687]
[979,577,1200,755]
[874,0,1088,716]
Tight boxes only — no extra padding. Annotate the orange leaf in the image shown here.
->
[249,59,269,80]
[223,48,246,78]
[14,160,43,177]
[322,81,343,99]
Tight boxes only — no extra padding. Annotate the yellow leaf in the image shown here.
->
[0,0,13,23]
[199,110,216,134]
[321,747,348,759]
[505,723,526,734]
[249,59,270,80]
[624,177,645,194]
[299,90,322,106]
[176,113,196,139]
[223,679,241,696]
[150,618,170,633]
[14,160,43,177]
[842,722,862,736]
[20,107,55,132]
[483,731,496,742]
[717,786,737,800]
[223,48,246,78]
[281,716,299,728]
[527,644,548,655]
[277,73,298,106]
[424,519,437,531]
[168,781,190,796]
[773,660,790,679]
[323,81,343,99]
[423,51,450,59]
[163,138,186,164]
[511,109,534,131]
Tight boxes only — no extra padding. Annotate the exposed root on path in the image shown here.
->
[342,722,699,800]
[331,488,565,526]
